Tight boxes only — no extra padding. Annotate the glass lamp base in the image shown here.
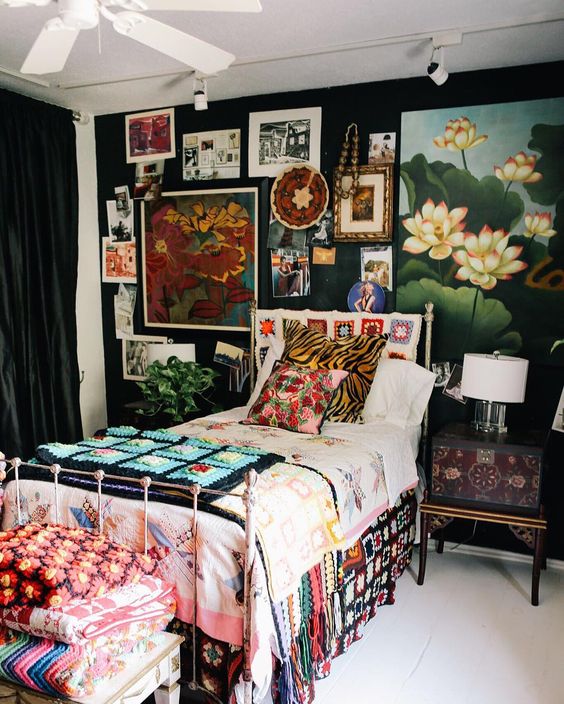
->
[472,400,507,433]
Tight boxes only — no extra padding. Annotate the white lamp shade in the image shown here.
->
[147,343,196,365]
[461,353,528,403]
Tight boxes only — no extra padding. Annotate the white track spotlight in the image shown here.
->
[427,45,448,85]
[193,77,208,111]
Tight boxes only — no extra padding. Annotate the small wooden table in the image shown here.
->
[417,423,548,605]
[0,633,183,704]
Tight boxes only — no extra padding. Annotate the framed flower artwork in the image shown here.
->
[141,181,267,331]
[333,164,394,242]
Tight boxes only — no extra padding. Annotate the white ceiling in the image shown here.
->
[0,0,563,116]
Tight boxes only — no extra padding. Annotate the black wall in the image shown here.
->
[94,60,564,558]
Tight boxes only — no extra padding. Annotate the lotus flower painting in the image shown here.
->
[397,97,564,365]
[141,187,258,331]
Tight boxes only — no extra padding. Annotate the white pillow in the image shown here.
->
[362,358,435,428]
[246,337,285,410]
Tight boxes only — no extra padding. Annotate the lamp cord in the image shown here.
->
[449,519,478,551]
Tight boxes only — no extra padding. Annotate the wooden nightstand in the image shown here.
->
[417,422,548,605]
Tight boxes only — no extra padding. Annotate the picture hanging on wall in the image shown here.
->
[134,161,165,199]
[122,334,167,381]
[397,97,564,366]
[101,237,137,283]
[266,217,307,250]
[333,164,394,242]
[360,245,393,290]
[347,280,385,313]
[182,129,240,181]
[141,183,264,331]
[248,107,322,177]
[107,200,133,242]
[271,249,310,297]
[368,132,396,164]
[307,210,333,248]
[125,108,175,163]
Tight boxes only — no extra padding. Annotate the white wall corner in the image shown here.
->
[75,117,107,435]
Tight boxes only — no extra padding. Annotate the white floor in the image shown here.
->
[313,544,564,704]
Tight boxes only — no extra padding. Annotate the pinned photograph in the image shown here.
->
[360,245,393,290]
[271,249,310,298]
[214,341,244,368]
[114,283,137,339]
[122,335,167,381]
[184,146,198,167]
[347,280,385,314]
[101,237,137,283]
[267,218,307,250]
[307,210,333,247]
[249,107,322,177]
[107,200,133,242]
[442,363,468,404]
[432,361,451,388]
[125,108,175,163]
[134,161,165,199]
[368,132,396,164]
[115,185,131,217]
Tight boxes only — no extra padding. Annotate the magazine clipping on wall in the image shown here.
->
[312,247,336,265]
[114,185,131,217]
[182,129,241,181]
[368,132,396,164]
[267,217,307,250]
[442,364,468,404]
[114,283,137,339]
[107,199,134,243]
[306,209,333,248]
[271,249,311,297]
[101,237,137,284]
[134,161,165,199]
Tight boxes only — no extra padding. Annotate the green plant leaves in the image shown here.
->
[525,123,564,206]
[397,279,522,359]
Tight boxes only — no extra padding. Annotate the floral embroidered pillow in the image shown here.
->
[242,363,349,434]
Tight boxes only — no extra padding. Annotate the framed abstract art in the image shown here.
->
[141,182,265,331]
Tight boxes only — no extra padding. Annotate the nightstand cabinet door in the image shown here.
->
[431,428,543,513]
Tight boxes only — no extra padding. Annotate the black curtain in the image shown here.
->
[0,89,82,458]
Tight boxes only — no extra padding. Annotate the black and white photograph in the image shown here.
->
[267,218,307,250]
[249,107,321,177]
[442,363,468,404]
[183,146,198,168]
[360,245,393,290]
[271,249,310,298]
[368,132,397,164]
[122,335,166,381]
[182,129,240,181]
[432,361,451,388]
[114,185,131,217]
[114,283,137,339]
[107,199,133,242]
[307,210,333,247]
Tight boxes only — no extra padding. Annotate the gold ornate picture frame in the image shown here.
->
[333,164,393,242]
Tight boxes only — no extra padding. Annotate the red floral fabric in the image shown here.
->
[0,523,155,609]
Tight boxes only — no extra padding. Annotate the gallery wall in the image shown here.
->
[94,60,564,557]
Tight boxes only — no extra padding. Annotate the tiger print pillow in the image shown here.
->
[281,319,388,422]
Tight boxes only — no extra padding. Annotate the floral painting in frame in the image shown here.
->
[397,97,564,366]
[141,185,260,331]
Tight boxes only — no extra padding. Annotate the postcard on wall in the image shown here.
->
[442,364,468,404]
[182,129,241,181]
[214,341,244,368]
[360,245,393,290]
[101,237,137,283]
[134,160,165,199]
[368,132,396,164]
[122,334,167,381]
[114,185,131,217]
[107,200,133,242]
[271,248,310,298]
[306,210,333,248]
[114,283,137,339]
[248,107,322,177]
[312,247,336,265]
[125,108,175,163]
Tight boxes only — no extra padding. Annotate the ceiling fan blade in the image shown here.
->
[0,1,51,6]
[113,12,235,74]
[21,19,80,74]
[140,0,262,12]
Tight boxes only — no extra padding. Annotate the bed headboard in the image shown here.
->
[249,301,435,437]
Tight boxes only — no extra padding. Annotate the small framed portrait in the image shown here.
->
[125,108,175,163]
[334,164,393,242]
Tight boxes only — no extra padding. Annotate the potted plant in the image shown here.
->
[136,356,221,423]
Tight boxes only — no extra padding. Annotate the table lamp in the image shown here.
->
[147,342,196,365]
[461,351,529,433]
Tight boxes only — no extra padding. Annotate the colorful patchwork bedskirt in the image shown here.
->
[170,489,417,704]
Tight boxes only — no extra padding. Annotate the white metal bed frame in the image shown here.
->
[0,300,434,704]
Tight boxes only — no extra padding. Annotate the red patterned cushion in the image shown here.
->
[242,363,348,434]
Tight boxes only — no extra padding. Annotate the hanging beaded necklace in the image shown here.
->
[333,122,360,200]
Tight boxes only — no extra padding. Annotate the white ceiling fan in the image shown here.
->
[0,0,262,76]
